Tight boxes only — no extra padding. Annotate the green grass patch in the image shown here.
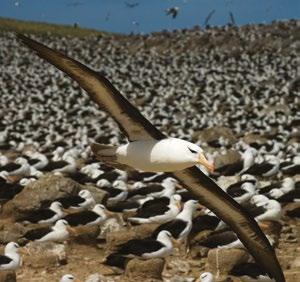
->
[0,17,110,37]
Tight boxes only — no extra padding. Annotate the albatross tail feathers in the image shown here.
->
[91,142,118,161]
[90,143,132,171]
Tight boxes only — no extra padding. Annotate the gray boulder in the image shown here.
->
[2,174,81,220]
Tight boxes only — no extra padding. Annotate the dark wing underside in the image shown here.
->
[17,34,166,142]
[173,167,284,282]
[18,34,284,282]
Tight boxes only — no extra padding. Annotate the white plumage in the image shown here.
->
[0,242,22,271]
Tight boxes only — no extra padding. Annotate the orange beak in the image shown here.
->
[19,247,30,255]
[176,201,182,210]
[67,226,79,235]
[198,153,215,173]
[105,210,115,217]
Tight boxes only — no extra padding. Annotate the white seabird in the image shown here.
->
[255,200,282,223]
[23,219,72,242]
[127,177,178,199]
[60,274,81,282]
[101,180,128,204]
[199,272,215,282]
[104,230,174,268]
[152,199,200,244]
[63,204,109,227]
[56,189,95,210]
[0,242,24,271]
[18,34,284,282]
[128,194,182,224]
[19,201,64,224]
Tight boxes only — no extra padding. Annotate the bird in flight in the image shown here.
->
[124,1,139,8]
[166,6,180,19]
[17,34,284,282]
[204,9,216,28]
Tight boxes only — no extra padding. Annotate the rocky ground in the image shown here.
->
[0,20,299,282]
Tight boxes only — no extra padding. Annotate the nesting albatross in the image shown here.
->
[17,34,284,282]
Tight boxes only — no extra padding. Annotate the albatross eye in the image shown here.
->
[188,147,197,154]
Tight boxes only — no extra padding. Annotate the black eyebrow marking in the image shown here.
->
[188,147,197,154]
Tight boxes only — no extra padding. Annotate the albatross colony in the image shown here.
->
[17,34,284,282]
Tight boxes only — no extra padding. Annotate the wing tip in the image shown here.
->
[16,32,30,43]
[16,33,40,51]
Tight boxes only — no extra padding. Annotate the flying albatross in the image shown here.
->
[17,34,284,282]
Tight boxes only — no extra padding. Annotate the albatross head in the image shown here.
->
[5,242,20,254]
[78,189,93,199]
[156,230,173,244]
[50,201,63,212]
[169,194,182,210]
[184,199,202,212]
[60,274,81,282]
[192,149,214,172]
[199,272,215,282]
[173,139,214,172]
[93,204,109,218]
[53,219,69,231]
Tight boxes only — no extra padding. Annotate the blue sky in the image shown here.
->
[0,0,299,34]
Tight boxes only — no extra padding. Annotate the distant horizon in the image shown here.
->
[0,0,299,34]
[2,15,298,35]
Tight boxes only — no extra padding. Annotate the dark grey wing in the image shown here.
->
[24,226,52,240]
[127,184,163,198]
[173,166,284,282]
[0,255,12,265]
[99,187,123,198]
[198,231,238,248]
[118,239,164,256]
[135,202,169,218]
[227,187,247,198]
[191,214,220,235]
[22,209,56,223]
[259,182,281,194]
[1,163,20,172]
[17,34,166,142]
[152,219,187,239]
[56,195,85,208]
[140,197,169,209]
[64,211,98,226]
[244,162,275,175]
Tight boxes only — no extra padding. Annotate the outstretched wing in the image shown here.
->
[18,34,284,282]
[17,34,165,142]
[173,166,284,282]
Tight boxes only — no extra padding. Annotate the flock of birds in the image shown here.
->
[11,0,239,31]
[0,20,299,282]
